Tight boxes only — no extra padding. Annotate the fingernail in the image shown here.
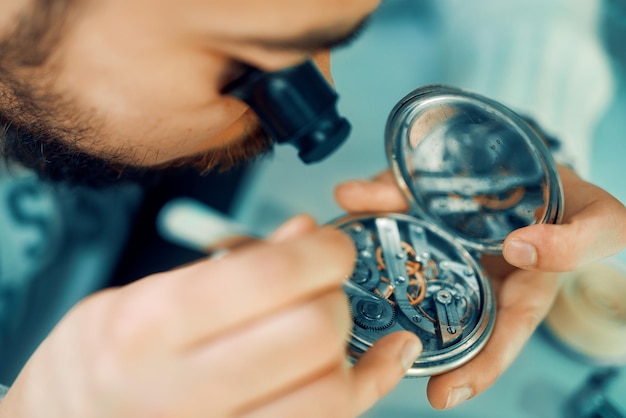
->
[445,386,473,409]
[504,240,537,267]
[401,338,421,371]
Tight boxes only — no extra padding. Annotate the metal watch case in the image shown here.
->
[333,85,564,377]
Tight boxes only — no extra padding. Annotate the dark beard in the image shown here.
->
[1,114,274,188]
[159,122,274,175]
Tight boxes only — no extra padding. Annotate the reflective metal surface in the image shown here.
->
[333,213,495,377]
[386,85,564,253]
[330,85,567,377]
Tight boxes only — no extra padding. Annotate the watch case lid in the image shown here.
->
[385,85,564,254]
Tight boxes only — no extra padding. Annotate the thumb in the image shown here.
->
[503,198,626,272]
[503,166,626,272]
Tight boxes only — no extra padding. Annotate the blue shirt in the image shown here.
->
[0,165,142,384]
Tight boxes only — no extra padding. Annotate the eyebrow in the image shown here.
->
[246,15,371,52]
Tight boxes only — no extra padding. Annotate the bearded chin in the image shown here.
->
[162,122,275,174]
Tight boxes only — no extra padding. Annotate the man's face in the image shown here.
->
[32,0,379,174]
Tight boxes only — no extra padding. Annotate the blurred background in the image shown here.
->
[1,0,625,416]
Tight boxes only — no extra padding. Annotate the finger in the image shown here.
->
[239,332,422,418]
[334,171,410,213]
[269,214,318,242]
[117,226,356,346]
[209,214,318,254]
[426,269,560,409]
[351,331,422,415]
[503,167,626,271]
[239,364,353,418]
[185,290,351,415]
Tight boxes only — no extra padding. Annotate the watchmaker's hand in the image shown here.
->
[0,216,421,418]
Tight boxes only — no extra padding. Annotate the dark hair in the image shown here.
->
[0,114,158,186]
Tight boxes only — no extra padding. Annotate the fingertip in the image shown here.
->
[440,386,473,410]
[505,224,556,270]
[334,180,367,211]
[504,224,582,272]
[427,372,475,410]
[502,238,538,270]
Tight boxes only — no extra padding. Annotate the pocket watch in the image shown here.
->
[332,85,564,376]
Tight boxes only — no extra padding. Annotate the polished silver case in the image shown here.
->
[333,85,564,377]
[386,85,563,254]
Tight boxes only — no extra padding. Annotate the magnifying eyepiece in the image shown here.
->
[222,60,351,164]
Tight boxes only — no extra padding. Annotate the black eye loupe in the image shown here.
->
[221,59,351,164]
